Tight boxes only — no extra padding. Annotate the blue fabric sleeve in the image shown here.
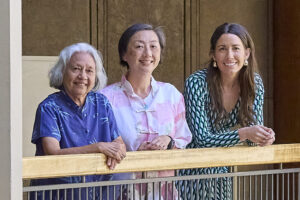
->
[31,104,61,144]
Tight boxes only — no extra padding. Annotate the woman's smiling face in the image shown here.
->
[213,33,250,78]
[63,52,96,103]
[122,30,161,76]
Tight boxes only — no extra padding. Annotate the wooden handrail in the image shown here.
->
[23,144,300,179]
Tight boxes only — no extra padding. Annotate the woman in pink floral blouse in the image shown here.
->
[101,23,192,199]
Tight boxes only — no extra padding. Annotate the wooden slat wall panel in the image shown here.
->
[22,0,92,56]
[98,0,185,91]
[274,0,300,143]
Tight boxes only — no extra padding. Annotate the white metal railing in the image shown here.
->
[23,144,300,200]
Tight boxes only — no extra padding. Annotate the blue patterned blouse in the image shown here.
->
[31,90,119,199]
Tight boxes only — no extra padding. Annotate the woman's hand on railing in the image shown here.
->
[137,135,171,150]
[238,125,275,146]
[106,157,119,170]
[97,137,126,168]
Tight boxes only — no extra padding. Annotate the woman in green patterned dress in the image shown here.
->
[178,23,275,199]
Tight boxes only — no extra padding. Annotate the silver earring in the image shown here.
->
[213,61,217,68]
[244,60,248,66]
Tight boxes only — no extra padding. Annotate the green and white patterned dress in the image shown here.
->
[178,68,264,200]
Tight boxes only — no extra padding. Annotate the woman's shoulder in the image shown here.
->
[254,73,264,92]
[156,81,178,90]
[89,90,108,100]
[99,82,123,98]
[254,73,263,84]
[38,91,63,108]
[155,81,182,97]
[185,68,208,88]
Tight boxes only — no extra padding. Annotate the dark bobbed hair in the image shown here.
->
[207,23,258,126]
[118,23,166,68]
[49,42,107,91]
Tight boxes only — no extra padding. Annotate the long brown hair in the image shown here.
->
[207,23,258,126]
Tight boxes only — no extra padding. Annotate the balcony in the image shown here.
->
[23,144,300,199]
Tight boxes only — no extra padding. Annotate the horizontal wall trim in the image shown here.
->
[22,56,58,62]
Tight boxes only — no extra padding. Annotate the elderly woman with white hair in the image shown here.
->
[31,42,126,200]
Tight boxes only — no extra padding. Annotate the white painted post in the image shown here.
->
[0,0,22,199]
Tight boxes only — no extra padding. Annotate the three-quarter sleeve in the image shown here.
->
[253,74,265,125]
[184,74,240,148]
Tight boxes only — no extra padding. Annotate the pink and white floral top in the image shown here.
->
[101,75,192,199]
[101,75,192,152]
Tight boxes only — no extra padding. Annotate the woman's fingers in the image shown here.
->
[99,142,126,161]
[150,135,170,150]
[258,125,275,138]
[138,142,152,151]
[106,157,118,170]
[239,125,275,146]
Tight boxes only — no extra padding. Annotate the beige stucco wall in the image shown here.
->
[22,56,58,156]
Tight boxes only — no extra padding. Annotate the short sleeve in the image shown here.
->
[31,103,61,144]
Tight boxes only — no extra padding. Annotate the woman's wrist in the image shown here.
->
[238,127,248,142]
[167,136,175,149]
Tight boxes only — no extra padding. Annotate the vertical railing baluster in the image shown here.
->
[107,185,110,200]
[293,173,295,200]
[153,182,156,200]
[298,173,300,200]
[249,176,252,200]
[208,178,212,200]
[114,185,116,200]
[236,176,241,200]
[190,179,193,200]
[243,176,245,200]
[255,175,257,200]
[94,186,96,200]
[159,181,162,200]
[266,174,268,200]
[165,181,168,200]
[78,187,81,200]
[282,173,285,200]
[288,173,290,200]
[214,178,217,200]
[85,187,87,200]
[172,180,174,199]
[276,173,279,200]
[132,183,136,200]
[271,174,274,200]
[202,179,205,200]
[184,180,187,200]
[196,179,199,200]
[127,184,129,200]
[139,183,142,200]
[120,185,123,200]
[260,175,263,200]
[178,181,181,200]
